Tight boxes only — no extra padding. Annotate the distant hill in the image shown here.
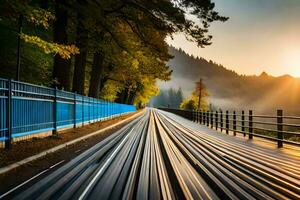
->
[158,46,300,114]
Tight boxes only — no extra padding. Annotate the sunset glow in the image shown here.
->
[167,0,300,78]
[282,49,300,77]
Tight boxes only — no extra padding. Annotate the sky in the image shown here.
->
[166,0,300,77]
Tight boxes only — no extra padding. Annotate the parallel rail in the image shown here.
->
[3,109,299,200]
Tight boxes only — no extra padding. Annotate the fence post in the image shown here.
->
[249,110,253,139]
[210,111,213,129]
[226,111,229,134]
[233,111,236,136]
[5,79,12,149]
[207,111,209,127]
[89,97,91,123]
[241,110,245,136]
[220,110,223,132]
[52,87,57,135]
[192,110,195,122]
[82,96,84,127]
[73,92,76,128]
[277,110,283,148]
[215,111,218,130]
[199,111,202,124]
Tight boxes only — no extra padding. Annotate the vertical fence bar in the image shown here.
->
[215,111,218,130]
[277,109,283,148]
[5,79,12,149]
[226,111,229,134]
[73,92,76,128]
[192,110,195,122]
[241,110,245,136]
[249,110,253,139]
[220,110,223,132]
[206,111,209,127]
[199,111,202,124]
[88,97,91,123]
[52,87,57,135]
[82,95,84,127]
[233,111,236,136]
[210,111,213,129]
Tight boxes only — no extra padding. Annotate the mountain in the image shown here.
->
[157,46,300,115]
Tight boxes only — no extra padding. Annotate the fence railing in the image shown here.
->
[0,78,136,149]
[159,108,300,148]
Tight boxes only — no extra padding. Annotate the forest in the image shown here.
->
[162,47,300,114]
[0,0,227,107]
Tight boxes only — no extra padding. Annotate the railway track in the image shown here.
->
[3,109,300,200]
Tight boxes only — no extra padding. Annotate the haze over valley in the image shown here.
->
[156,47,300,115]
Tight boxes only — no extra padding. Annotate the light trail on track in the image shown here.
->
[4,108,300,200]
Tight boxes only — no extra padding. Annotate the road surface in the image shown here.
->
[3,109,300,200]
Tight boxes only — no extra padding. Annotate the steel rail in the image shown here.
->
[5,108,300,200]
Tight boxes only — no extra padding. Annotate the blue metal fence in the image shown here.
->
[0,78,136,148]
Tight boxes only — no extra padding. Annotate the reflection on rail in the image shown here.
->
[4,109,300,200]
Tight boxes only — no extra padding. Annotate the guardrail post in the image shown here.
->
[5,79,12,149]
[210,111,213,129]
[233,111,236,136]
[215,111,218,130]
[82,96,84,127]
[226,111,229,134]
[207,111,209,127]
[249,110,253,139]
[89,97,91,123]
[220,110,223,132]
[73,92,76,128]
[192,110,195,122]
[241,110,245,136]
[199,110,202,124]
[52,87,57,135]
[277,110,283,148]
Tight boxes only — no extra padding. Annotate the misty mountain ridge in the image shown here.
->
[158,46,300,114]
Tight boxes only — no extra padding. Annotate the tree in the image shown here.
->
[180,79,209,110]
[151,87,184,108]
[180,98,197,110]
[0,0,79,86]
[69,0,228,96]
[194,78,208,110]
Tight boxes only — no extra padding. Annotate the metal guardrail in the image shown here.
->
[159,108,300,148]
[0,78,136,149]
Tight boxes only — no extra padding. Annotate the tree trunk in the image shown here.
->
[128,89,137,105]
[88,51,105,98]
[116,87,128,104]
[52,1,72,91]
[99,63,114,93]
[72,20,88,95]
[198,78,202,110]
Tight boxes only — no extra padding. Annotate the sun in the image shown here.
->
[283,49,300,77]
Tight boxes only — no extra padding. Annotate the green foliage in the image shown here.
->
[21,34,79,59]
[0,0,227,106]
[180,80,209,111]
[180,98,197,110]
